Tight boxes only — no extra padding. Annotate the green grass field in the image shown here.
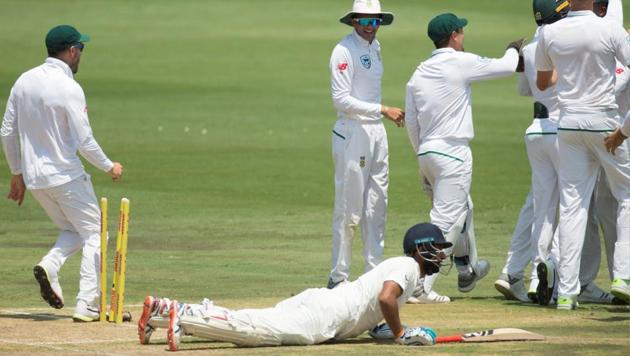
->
[1,0,629,354]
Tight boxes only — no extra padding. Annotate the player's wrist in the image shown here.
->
[381,105,389,115]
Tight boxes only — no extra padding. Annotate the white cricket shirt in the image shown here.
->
[535,10,630,122]
[330,31,383,122]
[405,47,519,153]
[330,256,419,340]
[1,58,113,189]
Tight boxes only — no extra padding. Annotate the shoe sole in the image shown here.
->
[33,266,64,309]
[167,300,179,351]
[536,263,553,306]
[72,313,98,322]
[611,288,630,305]
[138,296,155,344]
[494,280,517,301]
[459,263,490,293]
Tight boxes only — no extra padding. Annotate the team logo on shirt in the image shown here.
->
[338,63,348,71]
[360,54,371,69]
[360,156,366,168]
[617,68,625,75]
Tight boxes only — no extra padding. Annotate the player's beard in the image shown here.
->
[423,260,440,275]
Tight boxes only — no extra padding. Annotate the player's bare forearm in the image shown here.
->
[381,105,405,128]
[379,281,404,338]
[536,70,555,91]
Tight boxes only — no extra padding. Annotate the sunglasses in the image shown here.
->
[354,18,382,27]
[71,42,85,52]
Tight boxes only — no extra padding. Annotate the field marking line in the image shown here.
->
[0,338,139,346]
[0,309,138,328]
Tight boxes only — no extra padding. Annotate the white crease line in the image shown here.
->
[0,338,139,346]
[0,304,143,312]
[0,310,138,328]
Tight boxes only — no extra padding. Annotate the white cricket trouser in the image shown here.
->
[525,129,559,268]
[417,140,479,267]
[330,119,388,282]
[182,289,340,346]
[557,117,630,297]
[29,174,101,305]
[500,192,536,281]
[594,170,618,279]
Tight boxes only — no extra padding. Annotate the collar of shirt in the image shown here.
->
[430,47,456,57]
[352,30,374,48]
[45,57,73,79]
[567,10,596,18]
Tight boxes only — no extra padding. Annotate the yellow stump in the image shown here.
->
[99,197,108,322]
[114,198,130,323]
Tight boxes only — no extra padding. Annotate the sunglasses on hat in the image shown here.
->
[354,18,382,27]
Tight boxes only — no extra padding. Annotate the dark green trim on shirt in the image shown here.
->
[418,151,464,162]
[332,130,346,140]
[525,132,557,136]
[557,128,614,133]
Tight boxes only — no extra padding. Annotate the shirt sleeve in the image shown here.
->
[404,81,421,154]
[0,87,22,174]
[462,48,519,82]
[65,85,113,172]
[330,45,382,119]
[606,0,624,27]
[535,28,554,71]
[615,65,630,94]
[611,24,630,67]
[622,111,630,137]
[384,261,417,294]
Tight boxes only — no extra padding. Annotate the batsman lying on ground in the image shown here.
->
[137,223,453,351]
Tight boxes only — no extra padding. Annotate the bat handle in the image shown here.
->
[435,335,464,344]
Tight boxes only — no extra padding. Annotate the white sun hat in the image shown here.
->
[339,0,394,26]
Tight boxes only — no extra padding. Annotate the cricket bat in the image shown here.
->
[435,328,544,343]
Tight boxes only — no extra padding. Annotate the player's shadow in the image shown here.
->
[0,313,72,322]
[170,338,382,352]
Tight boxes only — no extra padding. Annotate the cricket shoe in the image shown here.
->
[72,300,100,322]
[494,273,530,302]
[527,278,539,303]
[577,283,616,304]
[557,295,578,311]
[327,278,347,289]
[407,290,451,304]
[167,300,182,351]
[458,260,490,293]
[611,278,630,304]
[33,265,64,309]
[139,296,161,344]
[536,260,556,306]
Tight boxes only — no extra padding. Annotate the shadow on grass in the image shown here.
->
[0,313,72,322]
[174,338,381,352]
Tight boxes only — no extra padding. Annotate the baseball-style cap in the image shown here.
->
[403,223,452,256]
[427,13,468,43]
[45,25,90,53]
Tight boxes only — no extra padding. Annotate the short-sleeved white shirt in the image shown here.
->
[535,10,630,118]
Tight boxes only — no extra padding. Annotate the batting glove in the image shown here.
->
[394,326,437,346]
[368,323,407,340]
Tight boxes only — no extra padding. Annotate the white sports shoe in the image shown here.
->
[407,290,451,304]
[494,273,530,302]
[33,265,64,309]
[72,300,100,322]
[611,279,630,304]
[578,283,615,304]
[527,278,539,303]
[138,296,159,344]
[458,260,490,293]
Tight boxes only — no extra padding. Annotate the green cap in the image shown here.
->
[45,25,90,53]
[532,0,570,26]
[427,13,468,43]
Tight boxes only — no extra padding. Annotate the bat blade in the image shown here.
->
[436,328,544,344]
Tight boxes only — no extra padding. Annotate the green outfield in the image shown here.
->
[0,0,628,354]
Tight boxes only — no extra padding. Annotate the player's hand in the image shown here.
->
[382,105,405,128]
[507,37,525,52]
[369,323,408,340]
[394,326,437,346]
[7,174,26,206]
[516,55,524,72]
[604,128,628,155]
[108,162,124,182]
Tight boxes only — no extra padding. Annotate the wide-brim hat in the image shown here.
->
[339,0,394,26]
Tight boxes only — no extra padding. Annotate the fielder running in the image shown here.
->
[327,0,405,289]
[404,13,522,303]
[0,25,123,321]
[137,223,452,351]
[535,0,630,308]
